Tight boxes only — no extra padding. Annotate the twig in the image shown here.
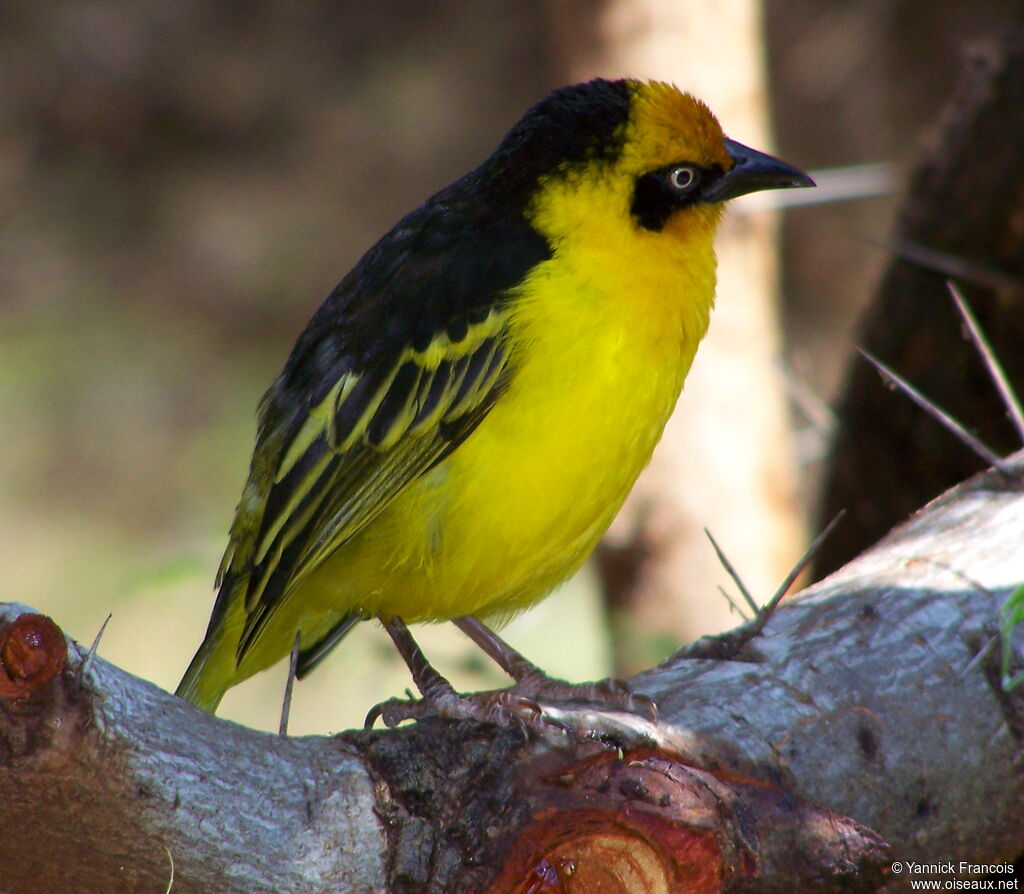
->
[735,161,896,213]
[279,632,301,737]
[717,585,751,621]
[882,239,1024,296]
[704,529,759,616]
[857,349,1012,473]
[947,282,1024,443]
[776,357,837,437]
[747,511,846,637]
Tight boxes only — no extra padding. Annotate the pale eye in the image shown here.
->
[669,166,697,190]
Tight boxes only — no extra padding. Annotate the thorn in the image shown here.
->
[704,528,759,616]
[79,613,112,681]
[776,356,837,437]
[735,161,896,213]
[882,238,1024,297]
[749,511,846,637]
[858,348,1012,473]
[947,281,1024,444]
[279,632,301,737]
[717,585,750,621]
[777,357,838,464]
[962,632,998,678]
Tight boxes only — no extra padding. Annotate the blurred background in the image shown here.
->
[1,0,1018,734]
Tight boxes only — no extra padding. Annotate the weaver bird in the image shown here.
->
[177,78,812,724]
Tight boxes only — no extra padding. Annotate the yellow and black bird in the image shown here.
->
[177,78,812,721]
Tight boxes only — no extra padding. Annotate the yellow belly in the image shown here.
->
[300,227,717,627]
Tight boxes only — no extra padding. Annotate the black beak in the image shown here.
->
[701,139,815,204]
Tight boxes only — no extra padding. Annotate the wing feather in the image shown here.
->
[207,181,551,668]
[234,314,513,661]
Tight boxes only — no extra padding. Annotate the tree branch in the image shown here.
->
[2,454,1022,893]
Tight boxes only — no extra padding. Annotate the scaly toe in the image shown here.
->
[508,673,658,722]
[365,688,549,733]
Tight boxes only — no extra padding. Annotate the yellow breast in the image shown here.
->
[332,193,719,623]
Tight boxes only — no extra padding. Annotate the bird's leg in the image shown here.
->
[451,616,545,680]
[364,617,543,730]
[453,616,657,722]
[381,616,461,708]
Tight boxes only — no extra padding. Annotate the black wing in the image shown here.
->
[211,179,550,665]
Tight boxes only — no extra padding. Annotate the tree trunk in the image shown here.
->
[815,8,1024,577]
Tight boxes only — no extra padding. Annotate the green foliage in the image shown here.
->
[999,583,1024,690]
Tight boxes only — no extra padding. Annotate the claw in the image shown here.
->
[632,692,659,725]
[364,627,658,739]
[364,703,382,730]
[370,617,659,739]
[365,694,440,729]
[365,687,561,738]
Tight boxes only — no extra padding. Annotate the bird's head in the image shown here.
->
[481,78,813,249]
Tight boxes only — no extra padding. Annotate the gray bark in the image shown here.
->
[1,454,1022,893]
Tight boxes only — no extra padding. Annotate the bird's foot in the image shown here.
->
[368,617,659,743]
[450,616,657,722]
[365,683,547,736]
[507,671,658,724]
[365,673,659,747]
